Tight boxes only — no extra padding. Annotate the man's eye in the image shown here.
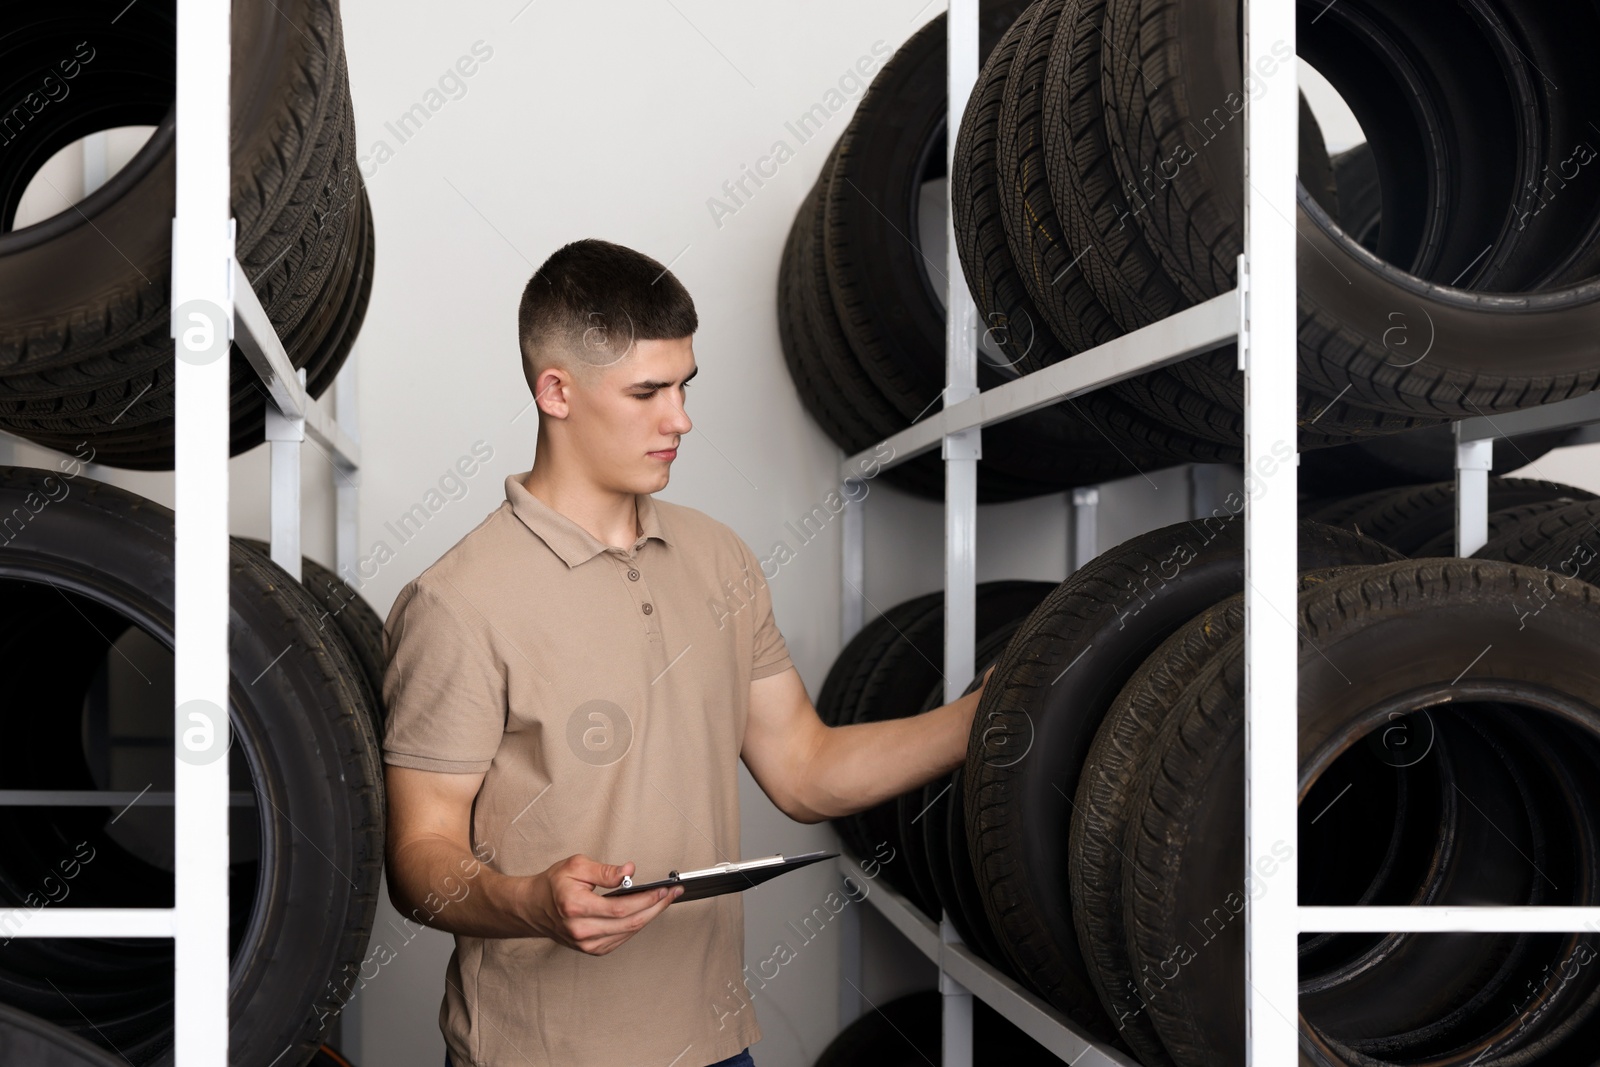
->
[633,383,691,399]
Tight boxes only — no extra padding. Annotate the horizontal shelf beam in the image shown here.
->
[0,790,255,808]
[233,261,362,472]
[839,857,1140,1066]
[0,907,175,938]
[1456,388,1600,443]
[840,290,1238,478]
[1300,906,1600,933]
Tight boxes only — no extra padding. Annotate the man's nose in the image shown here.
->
[664,399,691,435]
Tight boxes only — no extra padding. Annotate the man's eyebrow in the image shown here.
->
[627,365,699,389]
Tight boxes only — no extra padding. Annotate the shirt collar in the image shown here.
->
[504,473,671,567]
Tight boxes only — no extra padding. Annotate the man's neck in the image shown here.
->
[521,468,641,551]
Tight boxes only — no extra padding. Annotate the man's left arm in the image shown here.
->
[740,665,994,824]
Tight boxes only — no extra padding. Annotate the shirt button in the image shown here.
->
[628,569,640,581]
[642,602,653,615]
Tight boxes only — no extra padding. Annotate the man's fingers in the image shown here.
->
[606,881,682,918]
[615,884,680,934]
[575,884,682,952]
[567,855,632,887]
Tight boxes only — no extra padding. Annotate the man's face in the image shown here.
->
[564,335,696,494]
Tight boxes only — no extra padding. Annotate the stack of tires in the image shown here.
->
[955,0,1600,455]
[0,467,386,1067]
[829,492,1600,1065]
[782,0,1600,483]
[777,2,1173,503]
[0,0,374,468]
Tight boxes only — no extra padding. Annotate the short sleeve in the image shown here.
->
[381,579,508,773]
[739,539,794,681]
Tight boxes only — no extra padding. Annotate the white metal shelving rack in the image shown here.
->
[0,2,362,1062]
[832,1,1600,1064]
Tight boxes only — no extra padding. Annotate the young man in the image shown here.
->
[381,238,993,1067]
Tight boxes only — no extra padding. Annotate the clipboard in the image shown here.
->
[600,850,838,902]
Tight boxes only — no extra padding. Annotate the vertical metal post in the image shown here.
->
[938,915,975,1065]
[944,0,980,705]
[944,2,980,1065]
[335,354,361,577]
[267,369,307,581]
[171,0,233,1060]
[1189,462,1221,521]
[1070,486,1099,573]
[1455,426,1493,556]
[1242,0,1299,1062]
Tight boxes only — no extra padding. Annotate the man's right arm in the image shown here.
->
[384,764,682,954]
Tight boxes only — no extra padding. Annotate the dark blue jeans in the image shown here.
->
[446,1047,752,1066]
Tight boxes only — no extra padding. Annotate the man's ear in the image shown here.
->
[533,367,573,419]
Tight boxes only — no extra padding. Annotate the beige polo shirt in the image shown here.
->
[381,472,795,1067]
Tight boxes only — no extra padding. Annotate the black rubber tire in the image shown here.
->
[949,3,1245,465]
[237,538,388,735]
[0,466,383,1066]
[918,771,962,939]
[1416,499,1585,559]
[1122,559,1600,1066]
[1331,143,1381,253]
[1044,0,1189,336]
[1070,568,1403,1066]
[931,636,1035,971]
[1311,477,1596,556]
[786,147,950,499]
[822,4,1035,423]
[1076,594,1247,1067]
[946,763,1011,969]
[1300,422,1579,498]
[959,513,1400,1038]
[897,677,959,922]
[898,619,1028,924]
[0,0,372,468]
[839,581,1054,894]
[1500,500,1600,581]
[995,0,1122,358]
[821,592,943,860]
[1100,0,1600,425]
[0,1002,124,1067]
[817,594,941,730]
[839,582,1057,737]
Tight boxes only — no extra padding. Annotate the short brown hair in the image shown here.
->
[517,239,699,395]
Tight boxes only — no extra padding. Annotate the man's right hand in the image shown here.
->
[527,855,683,956]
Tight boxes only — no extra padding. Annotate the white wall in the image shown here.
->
[10,5,1600,1066]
